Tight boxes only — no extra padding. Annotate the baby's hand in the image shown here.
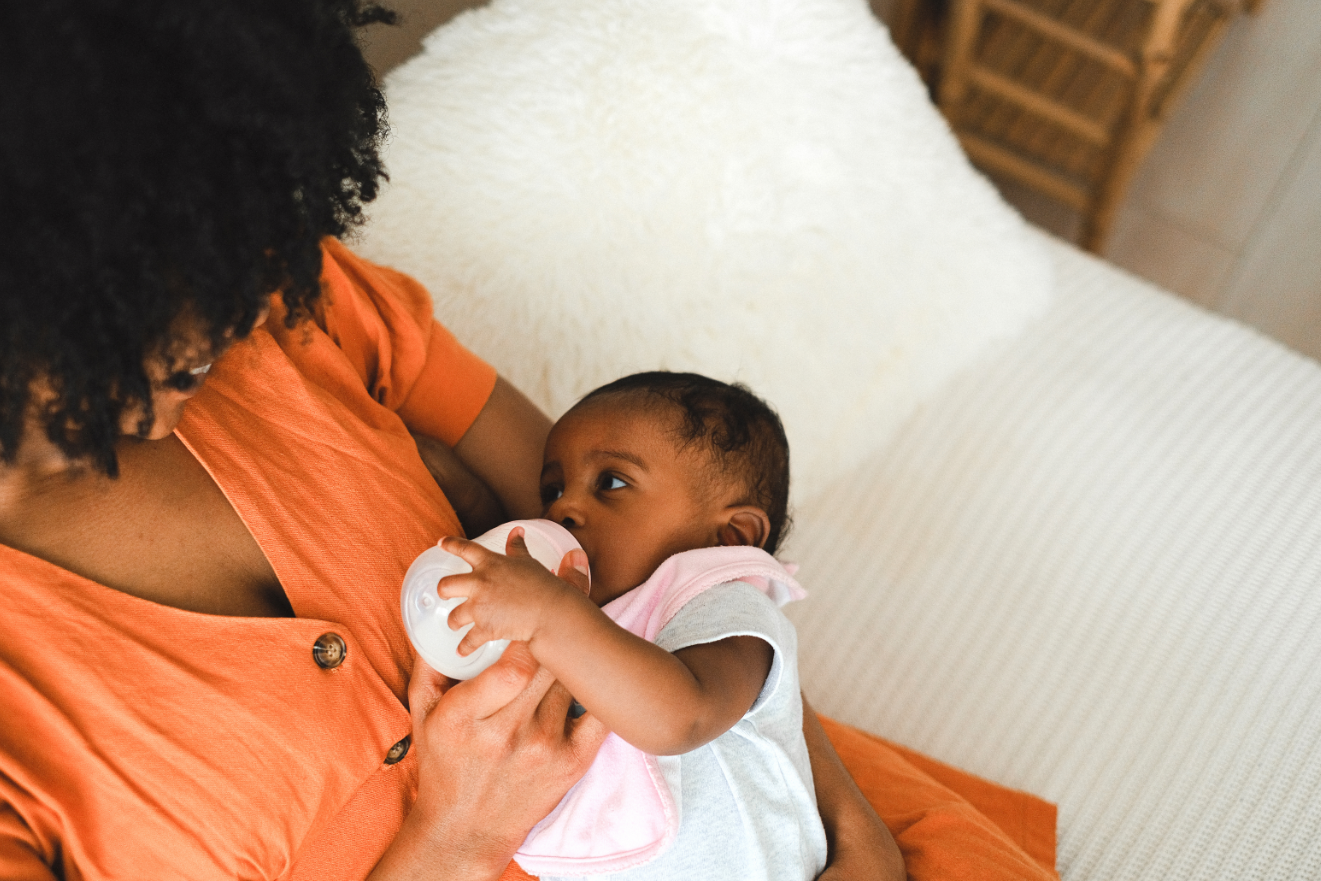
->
[438,528,592,656]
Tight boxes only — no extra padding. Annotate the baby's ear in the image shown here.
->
[718,508,771,549]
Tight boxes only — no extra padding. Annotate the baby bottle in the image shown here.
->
[401,519,582,679]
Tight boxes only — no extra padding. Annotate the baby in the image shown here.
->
[439,371,827,880]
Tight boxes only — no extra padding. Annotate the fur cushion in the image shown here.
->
[358,0,1052,501]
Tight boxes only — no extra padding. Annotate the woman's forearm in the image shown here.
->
[453,377,552,521]
[367,804,511,881]
[801,696,906,880]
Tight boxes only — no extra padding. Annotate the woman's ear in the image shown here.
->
[717,507,771,549]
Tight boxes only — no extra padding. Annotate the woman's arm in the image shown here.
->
[369,563,607,881]
[411,376,549,537]
[452,377,552,521]
[801,696,906,880]
[438,531,773,755]
[412,431,506,538]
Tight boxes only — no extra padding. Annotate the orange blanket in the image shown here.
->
[501,716,1057,880]
[820,717,1057,879]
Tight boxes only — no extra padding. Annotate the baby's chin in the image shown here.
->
[587,571,646,607]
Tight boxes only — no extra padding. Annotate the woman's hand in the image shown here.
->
[438,528,593,654]
[369,560,607,881]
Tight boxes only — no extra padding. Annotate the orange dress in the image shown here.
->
[0,241,1056,881]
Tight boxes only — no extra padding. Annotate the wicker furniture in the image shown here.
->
[890,0,1262,252]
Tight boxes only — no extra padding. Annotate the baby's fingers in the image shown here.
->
[504,526,531,558]
[456,625,494,657]
[440,534,500,569]
[557,549,592,597]
[436,571,474,600]
[445,596,475,631]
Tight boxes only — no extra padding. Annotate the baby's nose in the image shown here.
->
[545,498,581,529]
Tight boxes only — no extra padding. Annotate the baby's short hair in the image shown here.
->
[578,372,791,554]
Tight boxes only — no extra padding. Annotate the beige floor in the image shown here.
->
[997,0,1321,363]
[362,0,1321,363]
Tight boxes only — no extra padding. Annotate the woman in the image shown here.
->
[0,2,903,879]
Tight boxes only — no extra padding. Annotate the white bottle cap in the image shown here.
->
[400,519,582,679]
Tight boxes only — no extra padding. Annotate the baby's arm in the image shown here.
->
[437,531,773,756]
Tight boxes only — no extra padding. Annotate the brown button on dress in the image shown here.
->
[384,736,411,765]
[312,633,348,669]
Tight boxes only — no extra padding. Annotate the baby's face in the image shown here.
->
[540,400,725,605]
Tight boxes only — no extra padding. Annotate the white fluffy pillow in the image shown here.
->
[358,0,1051,502]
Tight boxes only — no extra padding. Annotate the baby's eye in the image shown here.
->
[599,475,627,491]
[540,484,564,504]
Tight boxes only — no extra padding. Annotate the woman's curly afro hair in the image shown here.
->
[0,0,395,475]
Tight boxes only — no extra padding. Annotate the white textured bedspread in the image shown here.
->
[787,231,1321,881]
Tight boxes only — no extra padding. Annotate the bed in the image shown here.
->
[357,0,1321,877]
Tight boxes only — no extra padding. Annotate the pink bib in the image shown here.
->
[514,545,806,876]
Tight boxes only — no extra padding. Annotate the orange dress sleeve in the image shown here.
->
[310,237,498,446]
